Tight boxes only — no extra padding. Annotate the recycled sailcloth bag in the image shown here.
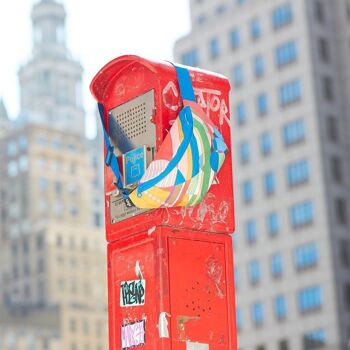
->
[99,65,228,209]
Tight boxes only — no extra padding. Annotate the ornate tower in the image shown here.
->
[18,0,85,136]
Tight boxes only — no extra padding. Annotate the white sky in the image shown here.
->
[0,0,191,134]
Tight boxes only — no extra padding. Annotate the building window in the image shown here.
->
[248,260,261,285]
[251,302,264,326]
[94,213,102,227]
[335,198,348,225]
[286,160,310,187]
[318,37,330,62]
[236,307,242,330]
[38,177,48,192]
[236,0,246,5]
[250,18,261,40]
[209,37,220,59]
[314,0,326,23]
[197,14,207,25]
[322,76,334,102]
[326,117,338,142]
[279,339,289,350]
[272,3,293,29]
[216,4,227,15]
[263,171,275,196]
[242,180,253,204]
[298,286,323,313]
[290,201,314,228]
[279,80,301,107]
[18,156,28,172]
[236,102,247,125]
[274,295,287,319]
[294,243,318,270]
[239,141,250,163]
[275,41,297,67]
[245,219,257,244]
[267,212,279,236]
[233,64,244,88]
[303,329,326,349]
[7,141,17,157]
[271,253,283,278]
[230,29,240,49]
[283,119,305,146]
[339,240,350,268]
[253,55,265,78]
[256,93,268,116]
[7,161,18,177]
[181,48,199,67]
[330,156,343,183]
[259,132,272,156]
[345,284,350,311]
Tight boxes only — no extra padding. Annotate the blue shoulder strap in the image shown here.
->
[97,103,133,206]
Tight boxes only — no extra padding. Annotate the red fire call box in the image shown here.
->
[90,56,237,350]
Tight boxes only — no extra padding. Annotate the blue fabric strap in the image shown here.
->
[97,104,131,203]
[175,65,196,102]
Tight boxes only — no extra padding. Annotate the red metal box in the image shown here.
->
[107,226,237,350]
[90,56,235,242]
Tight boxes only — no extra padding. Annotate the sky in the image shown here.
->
[0,0,191,135]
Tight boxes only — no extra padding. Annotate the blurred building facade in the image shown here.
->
[0,0,106,349]
[175,0,350,349]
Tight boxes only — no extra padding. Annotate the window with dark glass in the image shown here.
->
[318,37,330,62]
[339,239,350,268]
[326,117,338,142]
[330,156,343,184]
[335,198,348,225]
[279,339,289,350]
[314,0,325,23]
[322,76,334,102]
[345,284,350,311]
[303,329,326,349]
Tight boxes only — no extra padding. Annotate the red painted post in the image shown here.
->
[90,55,236,350]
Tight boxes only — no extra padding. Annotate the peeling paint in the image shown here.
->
[135,260,144,280]
[148,226,156,235]
[206,256,224,298]
[158,312,170,338]
[186,341,209,350]
[177,315,200,341]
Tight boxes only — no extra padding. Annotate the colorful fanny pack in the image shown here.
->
[98,65,228,209]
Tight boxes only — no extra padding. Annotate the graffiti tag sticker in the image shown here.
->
[121,320,146,349]
[120,280,146,307]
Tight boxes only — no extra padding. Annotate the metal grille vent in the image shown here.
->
[113,102,147,139]
[108,89,156,155]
